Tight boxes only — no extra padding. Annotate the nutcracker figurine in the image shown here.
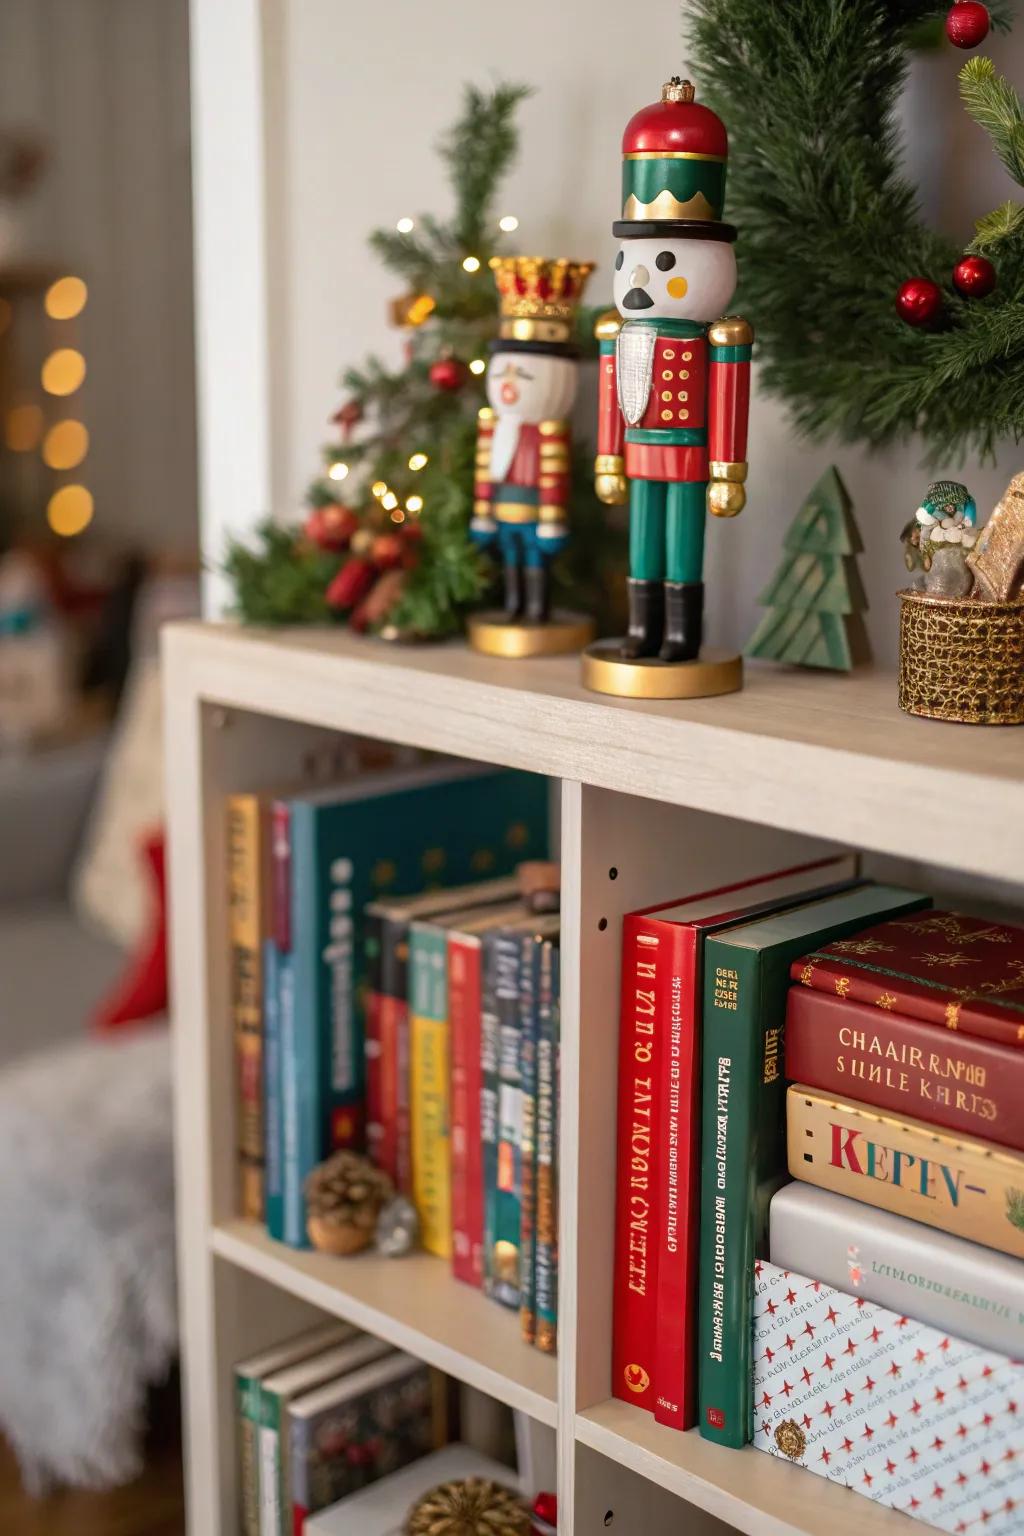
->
[467,255,597,658]
[582,77,752,698]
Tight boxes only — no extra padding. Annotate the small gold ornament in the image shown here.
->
[898,588,1024,726]
[774,1419,807,1461]
[404,1477,530,1536]
[305,1151,394,1256]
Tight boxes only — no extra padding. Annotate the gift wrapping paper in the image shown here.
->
[752,1261,1024,1532]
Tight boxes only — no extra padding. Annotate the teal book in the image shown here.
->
[534,943,559,1355]
[696,883,930,1449]
[263,940,283,1240]
[280,763,548,1249]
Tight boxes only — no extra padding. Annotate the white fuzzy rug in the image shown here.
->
[0,1026,176,1491]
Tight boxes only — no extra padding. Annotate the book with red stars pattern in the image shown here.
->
[753,1260,1024,1533]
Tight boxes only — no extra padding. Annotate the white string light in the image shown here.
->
[381,491,399,511]
[396,217,415,233]
[498,215,519,233]
[408,452,428,471]
[328,461,349,481]
[462,256,481,273]
[406,494,423,513]
[469,359,486,376]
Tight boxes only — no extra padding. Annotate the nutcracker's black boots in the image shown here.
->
[523,565,550,625]
[621,578,664,660]
[503,562,524,621]
[660,581,703,663]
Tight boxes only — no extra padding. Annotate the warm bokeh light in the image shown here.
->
[45,276,88,321]
[42,419,89,469]
[469,358,486,375]
[462,256,481,273]
[406,294,435,326]
[4,403,43,453]
[41,348,86,396]
[405,494,423,513]
[390,508,406,524]
[47,483,94,536]
[408,452,428,471]
[381,491,399,511]
[328,461,349,481]
[498,215,519,232]
[371,480,387,498]
[396,217,415,233]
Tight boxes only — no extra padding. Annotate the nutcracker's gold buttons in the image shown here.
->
[683,351,693,361]
[681,370,690,380]
[679,410,690,421]
[662,370,672,381]
[661,391,672,402]
[677,391,688,402]
[661,410,673,421]
[664,348,675,359]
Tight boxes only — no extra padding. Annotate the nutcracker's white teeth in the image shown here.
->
[622,286,654,310]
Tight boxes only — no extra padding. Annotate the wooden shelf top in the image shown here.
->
[166,621,1024,882]
[212,1220,558,1427]
[576,1399,918,1536]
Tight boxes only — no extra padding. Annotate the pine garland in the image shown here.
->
[685,0,1022,463]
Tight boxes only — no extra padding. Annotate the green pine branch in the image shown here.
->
[960,56,1024,186]
[440,82,532,252]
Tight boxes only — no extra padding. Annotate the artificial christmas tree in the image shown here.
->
[745,467,870,671]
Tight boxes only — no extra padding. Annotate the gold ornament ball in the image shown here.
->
[404,1477,531,1536]
[351,528,374,556]
[708,480,746,517]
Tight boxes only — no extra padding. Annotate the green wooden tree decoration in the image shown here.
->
[744,467,870,671]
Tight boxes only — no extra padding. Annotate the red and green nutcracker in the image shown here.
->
[595,77,752,663]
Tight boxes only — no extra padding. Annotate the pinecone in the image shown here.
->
[404,1478,530,1536]
[305,1151,394,1256]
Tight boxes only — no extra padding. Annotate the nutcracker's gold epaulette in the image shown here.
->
[538,419,569,438]
[594,309,622,342]
[708,315,754,347]
[477,406,495,422]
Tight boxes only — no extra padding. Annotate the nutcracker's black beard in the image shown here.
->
[622,287,654,310]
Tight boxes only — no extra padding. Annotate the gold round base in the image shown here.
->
[581,639,743,699]
[467,611,596,659]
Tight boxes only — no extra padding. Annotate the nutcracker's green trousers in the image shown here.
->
[628,479,707,583]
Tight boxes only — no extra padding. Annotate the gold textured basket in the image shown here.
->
[898,589,1024,725]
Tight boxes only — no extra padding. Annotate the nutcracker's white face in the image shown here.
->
[613,236,737,324]
[485,350,578,423]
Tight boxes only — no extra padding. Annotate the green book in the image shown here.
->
[258,1331,389,1536]
[696,883,930,1449]
[234,1322,352,1536]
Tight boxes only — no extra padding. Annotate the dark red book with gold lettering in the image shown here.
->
[790,909,1024,1046]
[611,856,858,1427]
[785,986,1024,1151]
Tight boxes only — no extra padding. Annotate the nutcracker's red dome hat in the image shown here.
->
[614,77,736,243]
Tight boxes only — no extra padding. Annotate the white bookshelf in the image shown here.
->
[164,620,1024,1536]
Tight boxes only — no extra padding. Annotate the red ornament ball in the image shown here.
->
[896,277,943,327]
[945,1,990,48]
[952,252,997,298]
[304,503,357,551]
[369,531,404,569]
[532,1491,558,1531]
[428,356,468,392]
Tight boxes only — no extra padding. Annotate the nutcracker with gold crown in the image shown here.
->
[582,77,752,699]
[467,256,597,658]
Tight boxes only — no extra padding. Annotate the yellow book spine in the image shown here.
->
[787,1084,1024,1260]
[411,1012,452,1257]
[227,793,265,1222]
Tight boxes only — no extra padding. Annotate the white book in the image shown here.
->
[258,1333,392,1536]
[770,1181,1024,1356]
[304,1443,519,1535]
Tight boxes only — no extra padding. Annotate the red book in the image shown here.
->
[449,929,486,1287]
[785,986,1024,1151]
[612,855,859,1424]
[791,909,1024,1048]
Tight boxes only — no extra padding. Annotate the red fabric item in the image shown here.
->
[91,829,168,1032]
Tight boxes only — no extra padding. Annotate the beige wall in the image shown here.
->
[0,0,197,557]
[270,0,1022,663]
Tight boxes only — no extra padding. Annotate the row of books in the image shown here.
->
[226,758,549,1244]
[612,857,1024,1524]
[235,1321,448,1536]
[365,877,561,1350]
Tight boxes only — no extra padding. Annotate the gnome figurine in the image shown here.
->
[468,256,596,658]
[583,78,751,698]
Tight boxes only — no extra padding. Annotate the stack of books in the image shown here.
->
[364,877,561,1353]
[235,1322,448,1536]
[226,760,550,1249]
[745,909,1024,1528]
[610,857,929,1435]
